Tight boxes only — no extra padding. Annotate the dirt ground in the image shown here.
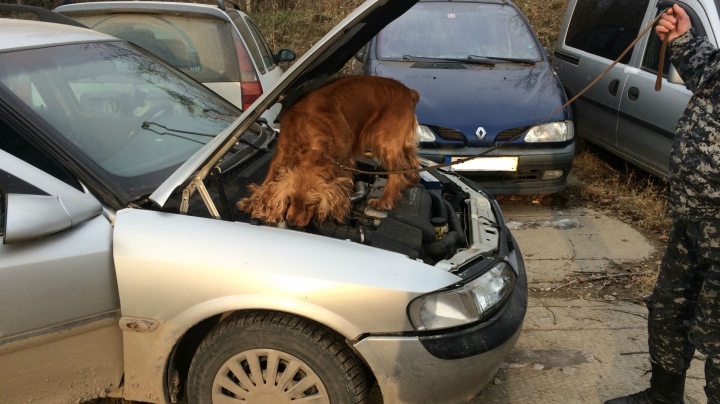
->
[467,186,708,404]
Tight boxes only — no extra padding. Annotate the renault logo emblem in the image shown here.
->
[476,127,487,141]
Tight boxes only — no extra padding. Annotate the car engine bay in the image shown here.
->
[167,126,501,266]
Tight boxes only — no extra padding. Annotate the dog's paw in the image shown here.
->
[368,197,394,211]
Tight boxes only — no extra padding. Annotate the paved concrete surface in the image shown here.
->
[470,200,708,404]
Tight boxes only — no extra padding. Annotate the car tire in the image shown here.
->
[186,311,368,404]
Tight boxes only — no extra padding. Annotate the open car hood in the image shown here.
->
[149,0,418,207]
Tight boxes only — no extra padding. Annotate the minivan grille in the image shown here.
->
[495,126,530,142]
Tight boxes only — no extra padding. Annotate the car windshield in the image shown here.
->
[71,13,240,83]
[377,3,541,61]
[0,41,240,199]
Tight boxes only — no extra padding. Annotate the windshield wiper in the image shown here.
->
[402,55,495,66]
[467,55,537,65]
[401,54,538,66]
[142,121,266,151]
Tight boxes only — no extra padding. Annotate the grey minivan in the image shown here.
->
[553,0,720,178]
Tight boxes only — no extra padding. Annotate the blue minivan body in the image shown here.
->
[353,0,575,195]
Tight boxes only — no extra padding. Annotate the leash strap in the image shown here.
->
[656,34,670,91]
[332,9,670,176]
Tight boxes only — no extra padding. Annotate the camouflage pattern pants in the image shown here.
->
[649,218,720,403]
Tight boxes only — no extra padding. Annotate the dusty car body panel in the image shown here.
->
[0,151,123,403]
[355,329,521,404]
[112,208,461,401]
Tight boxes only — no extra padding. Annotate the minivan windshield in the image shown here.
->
[378,3,541,62]
[0,41,240,199]
[71,13,240,83]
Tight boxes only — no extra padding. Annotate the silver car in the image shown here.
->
[55,0,296,125]
[0,2,526,404]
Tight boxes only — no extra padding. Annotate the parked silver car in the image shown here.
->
[55,0,295,125]
[0,3,526,404]
[553,0,720,178]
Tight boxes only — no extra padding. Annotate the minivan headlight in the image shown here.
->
[524,121,574,142]
[408,261,515,331]
[415,125,437,142]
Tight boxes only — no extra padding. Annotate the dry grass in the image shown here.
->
[569,148,671,233]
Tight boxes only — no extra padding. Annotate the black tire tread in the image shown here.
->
[190,310,368,403]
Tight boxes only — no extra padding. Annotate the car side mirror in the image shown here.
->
[4,193,101,244]
[668,64,685,85]
[354,49,366,62]
[273,49,296,64]
[543,47,552,59]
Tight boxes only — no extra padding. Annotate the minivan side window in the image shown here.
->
[566,0,650,64]
[643,5,707,75]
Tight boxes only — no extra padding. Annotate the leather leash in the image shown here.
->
[329,8,670,176]
[656,34,670,91]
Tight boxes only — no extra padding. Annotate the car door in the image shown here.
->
[555,0,651,152]
[617,0,711,178]
[0,116,123,403]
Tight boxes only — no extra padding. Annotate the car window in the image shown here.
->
[0,118,81,190]
[377,3,540,61]
[565,0,650,64]
[71,13,241,83]
[228,12,266,74]
[642,5,706,75]
[0,41,240,199]
[245,18,277,70]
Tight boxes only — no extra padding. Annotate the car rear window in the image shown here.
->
[565,0,650,64]
[71,13,240,83]
[377,3,540,61]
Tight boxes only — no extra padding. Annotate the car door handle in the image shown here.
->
[628,86,640,100]
[608,79,620,96]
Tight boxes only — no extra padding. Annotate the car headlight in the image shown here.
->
[408,261,515,331]
[415,125,436,142]
[524,121,574,142]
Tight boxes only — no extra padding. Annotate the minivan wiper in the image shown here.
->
[467,55,537,65]
[401,55,495,66]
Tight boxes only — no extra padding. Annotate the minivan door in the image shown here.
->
[616,0,711,178]
[555,0,652,152]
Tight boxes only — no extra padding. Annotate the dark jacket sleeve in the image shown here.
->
[669,28,720,93]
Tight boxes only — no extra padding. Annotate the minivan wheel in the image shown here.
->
[186,311,368,404]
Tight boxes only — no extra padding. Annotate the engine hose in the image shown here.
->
[444,200,466,247]
[349,181,369,203]
[429,191,448,223]
[426,231,464,257]
[311,219,375,244]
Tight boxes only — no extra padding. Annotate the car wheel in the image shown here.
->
[187,311,368,404]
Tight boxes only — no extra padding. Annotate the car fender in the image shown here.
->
[112,208,460,402]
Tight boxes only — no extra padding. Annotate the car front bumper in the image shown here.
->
[419,142,575,195]
[354,232,527,404]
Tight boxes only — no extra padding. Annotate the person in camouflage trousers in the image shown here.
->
[606,5,720,404]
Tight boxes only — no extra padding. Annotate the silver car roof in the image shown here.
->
[0,19,116,52]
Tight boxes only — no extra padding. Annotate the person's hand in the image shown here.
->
[656,4,692,42]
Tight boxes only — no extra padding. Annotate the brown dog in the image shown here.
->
[238,76,421,227]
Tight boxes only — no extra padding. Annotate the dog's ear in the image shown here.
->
[315,177,353,223]
[238,181,290,223]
